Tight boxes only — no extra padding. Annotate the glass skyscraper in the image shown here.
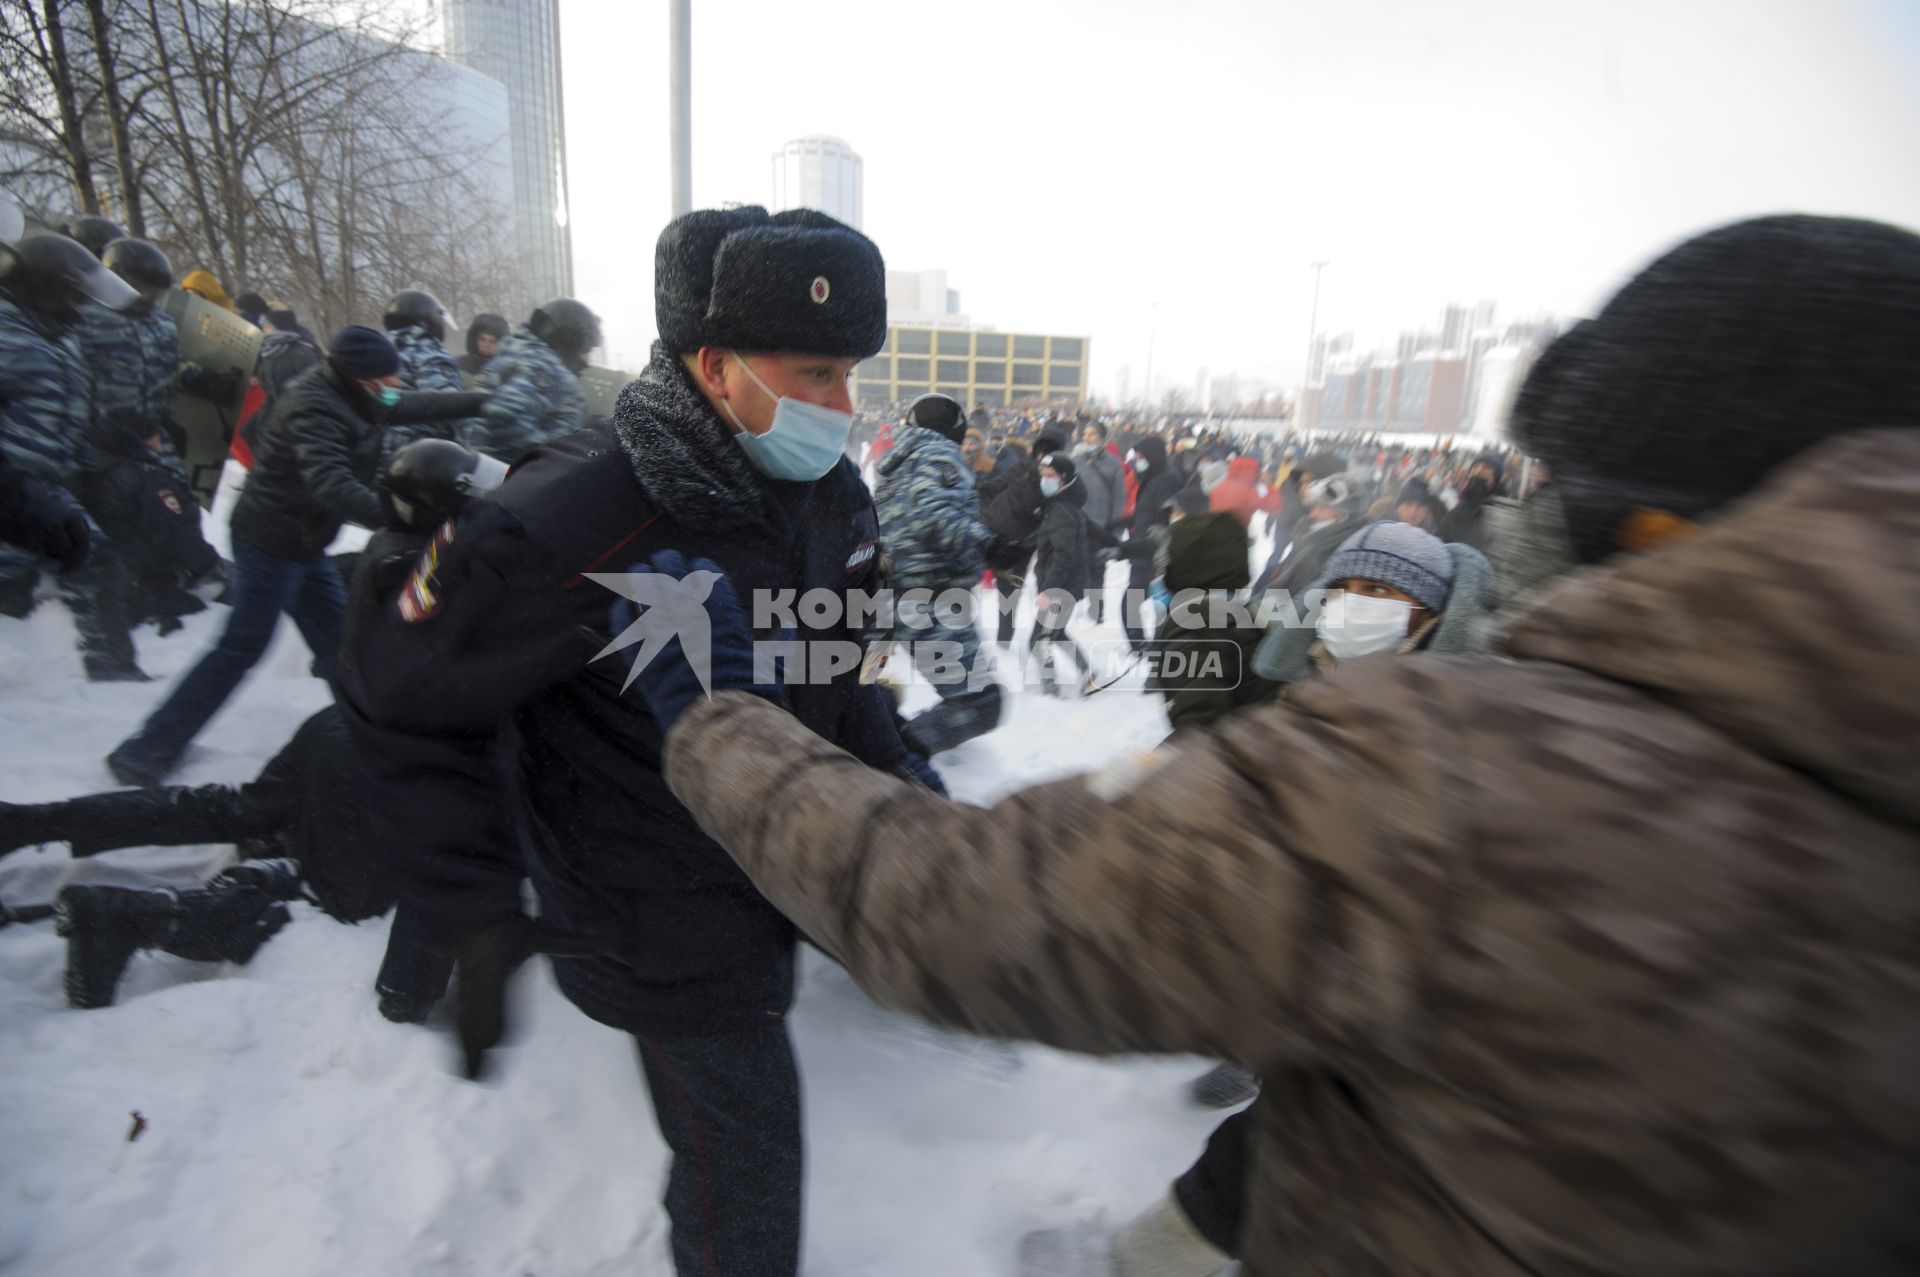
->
[441,0,574,304]
[771,136,863,230]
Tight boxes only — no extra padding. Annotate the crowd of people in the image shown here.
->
[2,191,1917,1277]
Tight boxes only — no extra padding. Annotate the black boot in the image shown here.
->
[0,800,71,858]
[54,879,292,1009]
[105,743,171,789]
[164,881,293,964]
[376,904,455,1024]
[1188,1061,1260,1108]
[54,884,176,1009]
[83,659,153,683]
[210,857,304,901]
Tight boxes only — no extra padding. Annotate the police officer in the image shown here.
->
[108,326,486,786]
[339,205,925,1277]
[60,214,124,260]
[0,231,148,678]
[0,439,508,1018]
[460,297,597,462]
[379,289,464,463]
[875,390,1007,754]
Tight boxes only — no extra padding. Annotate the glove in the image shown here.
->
[15,477,91,571]
[179,363,244,405]
[892,750,948,796]
[453,914,603,1081]
[610,549,776,733]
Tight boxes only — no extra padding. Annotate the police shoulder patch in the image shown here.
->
[397,519,456,622]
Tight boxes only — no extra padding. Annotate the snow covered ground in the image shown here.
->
[0,556,1243,1276]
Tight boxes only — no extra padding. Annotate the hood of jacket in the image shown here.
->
[1254,539,1495,682]
[1502,428,1920,829]
[1166,511,1252,595]
[610,340,780,532]
[259,329,317,358]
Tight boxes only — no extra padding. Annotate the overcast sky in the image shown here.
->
[557,0,1920,396]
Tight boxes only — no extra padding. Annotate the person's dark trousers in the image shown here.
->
[1172,1107,1250,1256]
[60,776,299,856]
[898,590,1003,755]
[60,539,141,677]
[991,567,1023,645]
[374,901,455,1012]
[113,542,347,780]
[636,1022,803,1277]
[1028,613,1090,688]
[1120,547,1153,650]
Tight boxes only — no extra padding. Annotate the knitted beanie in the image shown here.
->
[1512,214,1920,560]
[1037,451,1076,483]
[1320,520,1454,613]
[327,324,401,380]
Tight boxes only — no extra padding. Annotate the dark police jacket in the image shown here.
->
[232,362,482,562]
[338,348,911,1033]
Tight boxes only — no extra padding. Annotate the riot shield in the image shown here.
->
[165,289,261,508]
[577,366,634,423]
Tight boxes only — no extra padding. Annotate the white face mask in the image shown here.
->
[1316,591,1413,660]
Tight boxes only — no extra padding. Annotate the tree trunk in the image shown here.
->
[39,0,98,215]
[81,0,143,235]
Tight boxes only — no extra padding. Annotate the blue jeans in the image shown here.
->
[115,542,346,776]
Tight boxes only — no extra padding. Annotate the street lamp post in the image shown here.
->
[669,0,691,217]
[1144,301,1158,409]
[1304,260,1328,390]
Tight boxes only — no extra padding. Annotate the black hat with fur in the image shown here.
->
[655,205,887,358]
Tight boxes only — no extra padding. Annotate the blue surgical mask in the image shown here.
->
[724,354,854,481]
[376,386,402,407]
[1039,477,1062,498]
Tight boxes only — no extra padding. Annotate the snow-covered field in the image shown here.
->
[0,553,1238,1276]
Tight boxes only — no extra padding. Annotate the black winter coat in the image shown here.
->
[231,362,482,562]
[1033,481,1112,599]
[237,703,399,923]
[338,346,914,1034]
[977,449,1044,567]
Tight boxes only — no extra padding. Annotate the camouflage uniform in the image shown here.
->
[874,423,1001,754]
[0,297,140,674]
[382,324,466,465]
[74,301,192,487]
[458,324,585,463]
[666,429,1920,1275]
[76,302,179,434]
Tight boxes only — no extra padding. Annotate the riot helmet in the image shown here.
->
[378,438,509,533]
[63,214,126,260]
[0,232,140,324]
[528,298,601,368]
[101,237,173,298]
[382,289,452,343]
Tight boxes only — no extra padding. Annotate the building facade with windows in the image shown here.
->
[771,135,863,229]
[440,0,574,303]
[857,327,1089,409]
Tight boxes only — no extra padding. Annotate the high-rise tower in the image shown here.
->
[441,0,574,304]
